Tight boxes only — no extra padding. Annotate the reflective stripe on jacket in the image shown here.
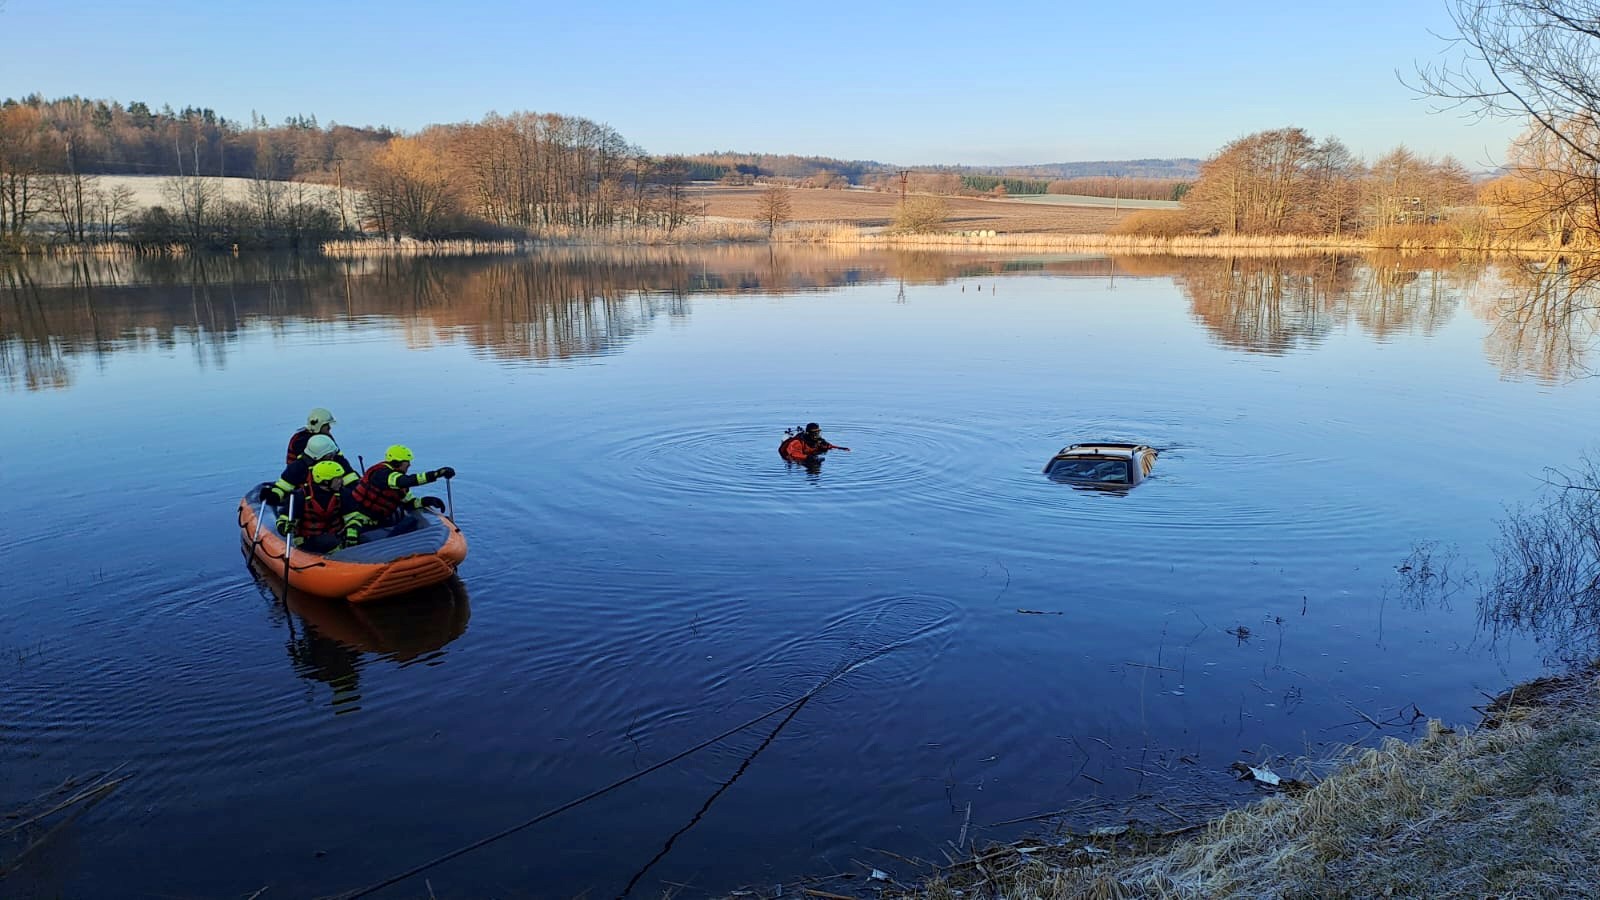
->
[274,452,358,497]
[350,461,431,520]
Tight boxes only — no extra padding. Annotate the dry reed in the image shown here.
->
[886,669,1600,900]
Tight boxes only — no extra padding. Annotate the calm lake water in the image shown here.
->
[2,247,1597,897]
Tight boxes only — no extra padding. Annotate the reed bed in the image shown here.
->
[6,224,1593,261]
[321,238,530,257]
[830,228,1567,256]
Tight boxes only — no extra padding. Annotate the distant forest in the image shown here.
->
[0,95,389,181]
[0,94,1198,185]
[0,93,1206,247]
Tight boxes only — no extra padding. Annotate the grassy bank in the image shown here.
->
[822,668,1599,899]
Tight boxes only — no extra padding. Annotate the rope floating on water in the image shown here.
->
[325,643,903,900]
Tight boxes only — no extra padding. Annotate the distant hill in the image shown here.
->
[685,154,1201,184]
[971,159,1203,180]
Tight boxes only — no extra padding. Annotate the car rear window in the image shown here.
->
[1048,458,1131,482]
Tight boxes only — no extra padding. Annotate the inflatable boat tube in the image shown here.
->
[238,486,468,603]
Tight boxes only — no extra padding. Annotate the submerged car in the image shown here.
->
[1043,443,1158,489]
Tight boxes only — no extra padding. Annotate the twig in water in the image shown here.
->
[957,801,972,849]
[1343,699,1384,730]
[991,560,1011,603]
[245,889,269,900]
[0,767,128,839]
[1123,662,1177,672]
[866,847,930,870]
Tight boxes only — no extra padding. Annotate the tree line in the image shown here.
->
[1116,127,1478,239]
[0,96,719,246]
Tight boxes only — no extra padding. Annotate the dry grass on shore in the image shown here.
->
[870,669,1600,900]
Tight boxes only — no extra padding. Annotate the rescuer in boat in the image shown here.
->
[261,434,358,506]
[778,423,850,462]
[286,407,338,465]
[343,444,456,544]
[277,460,354,554]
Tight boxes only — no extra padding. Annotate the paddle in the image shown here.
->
[445,475,455,520]
[281,493,295,607]
[251,496,269,544]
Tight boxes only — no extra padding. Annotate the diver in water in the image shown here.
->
[779,423,850,462]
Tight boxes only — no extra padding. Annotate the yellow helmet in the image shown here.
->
[311,460,346,484]
[384,444,414,463]
[306,407,336,432]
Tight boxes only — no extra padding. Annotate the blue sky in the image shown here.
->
[0,0,1522,168]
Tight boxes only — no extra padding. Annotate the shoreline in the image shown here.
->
[1,227,1582,260]
[742,666,1600,899]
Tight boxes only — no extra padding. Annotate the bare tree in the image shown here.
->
[648,156,702,232]
[162,171,220,245]
[1417,2,1600,253]
[756,184,792,236]
[1417,0,1600,167]
[94,183,135,238]
[1185,128,1363,235]
[359,134,458,238]
[45,171,98,242]
[0,105,49,242]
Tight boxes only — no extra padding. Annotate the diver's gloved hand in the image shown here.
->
[275,515,293,535]
[436,466,456,479]
[259,483,281,504]
[421,496,447,512]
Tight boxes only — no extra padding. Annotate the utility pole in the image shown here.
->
[897,169,910,205]
[334,155,348,233]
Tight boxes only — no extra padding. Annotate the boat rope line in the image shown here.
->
[616,683,810,898]
[324,636,918,899]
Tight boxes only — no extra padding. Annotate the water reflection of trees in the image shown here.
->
[1142,252,1600,379]
[1469,456,1600,666]
[0,249,1129,391]
[7,249,1600,389]
[1151,255,1469,354]
[1467,259,1600,383]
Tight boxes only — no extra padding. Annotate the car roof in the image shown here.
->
[1053,443,1153,459]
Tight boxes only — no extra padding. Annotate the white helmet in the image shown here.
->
[306,407,336,432]
[305,434,340,460]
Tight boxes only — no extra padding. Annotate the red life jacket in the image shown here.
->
[298,485,344,538]
[286,429,313,465]
[351,461,405,519]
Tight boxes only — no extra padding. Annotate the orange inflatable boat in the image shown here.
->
[238,486,468,603]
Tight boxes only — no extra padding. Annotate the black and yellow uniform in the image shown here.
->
[277,480,354,555]
[263,451,358,507]
[285,428,316,465]
[344,461,452,541]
